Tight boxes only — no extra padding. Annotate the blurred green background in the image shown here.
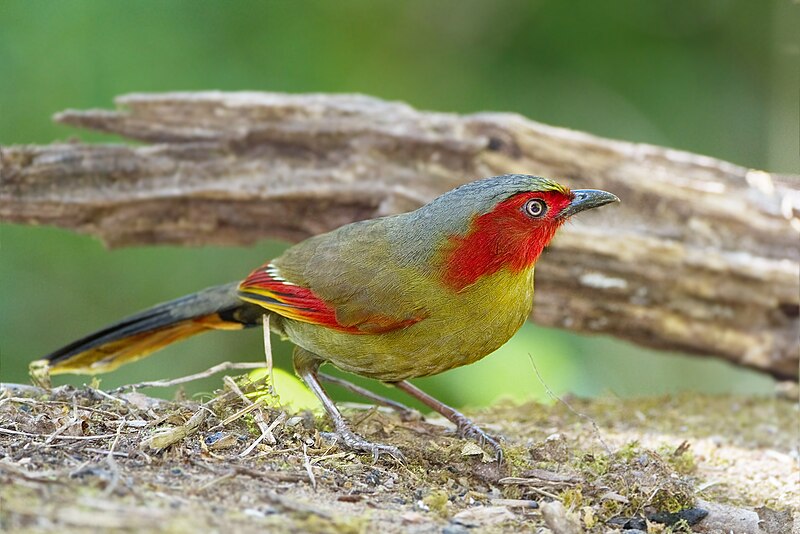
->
[2,1,796,409]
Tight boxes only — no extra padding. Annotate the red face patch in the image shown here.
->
[441,190,574,290]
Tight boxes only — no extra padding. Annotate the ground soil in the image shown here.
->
[0,379,797,533]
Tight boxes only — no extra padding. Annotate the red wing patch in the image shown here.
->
[237,263,422,334]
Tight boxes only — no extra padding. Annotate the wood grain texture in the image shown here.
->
[1,92,797,378]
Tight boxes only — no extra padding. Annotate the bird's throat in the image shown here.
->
[441,211,562,291]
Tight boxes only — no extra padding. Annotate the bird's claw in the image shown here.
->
[454,416,503,463]
[321,430,405,463]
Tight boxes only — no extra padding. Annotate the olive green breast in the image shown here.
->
[280,266,536,381]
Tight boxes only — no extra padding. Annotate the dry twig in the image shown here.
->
[141,409,206,451]
[110,361,264,394]
[222,375,276,447]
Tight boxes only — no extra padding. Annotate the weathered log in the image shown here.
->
[1,92,797,378]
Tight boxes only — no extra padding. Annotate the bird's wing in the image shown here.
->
[238,219,429,334]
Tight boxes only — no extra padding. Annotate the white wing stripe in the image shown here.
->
[264,263,297,286]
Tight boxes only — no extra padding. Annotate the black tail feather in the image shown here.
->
[42,282,260,373]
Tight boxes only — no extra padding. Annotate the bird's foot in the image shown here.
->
[453,413,503,463]
[389,380,503,462]
[321,429,405,463]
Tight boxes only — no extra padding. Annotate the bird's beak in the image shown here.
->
[558,189,619,219]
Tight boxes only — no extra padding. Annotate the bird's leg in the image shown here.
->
[293,347,404,461]
[390,380,503,462]
[317,372,419,420]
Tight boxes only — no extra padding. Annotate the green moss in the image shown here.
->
[501,443,531,472]
[242,413,259,436]
[650,488,694,514]
[422,489,451,517]
[501,485,523,500]
[598,498,624,518]
[560,487,584,509]
[616,440,641,461]
[666,519,694,533]
[280,514,370,534]
[658,444,697,475]
[573,452,609,477]
[542,441,698,528]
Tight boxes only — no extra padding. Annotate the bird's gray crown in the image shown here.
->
[387,174,569,267]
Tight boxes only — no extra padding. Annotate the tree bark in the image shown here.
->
[1,92,797,379]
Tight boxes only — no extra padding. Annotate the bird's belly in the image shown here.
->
[283,267,536,382]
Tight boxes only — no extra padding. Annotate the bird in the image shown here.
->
[36,174,618,461]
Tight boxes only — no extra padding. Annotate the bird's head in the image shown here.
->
[429,174,619,290]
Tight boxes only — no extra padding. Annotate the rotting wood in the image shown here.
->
[0,92,797,378]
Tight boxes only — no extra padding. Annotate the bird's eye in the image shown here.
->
[523,198,547,218]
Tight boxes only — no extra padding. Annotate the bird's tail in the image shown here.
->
[38,283,264,375]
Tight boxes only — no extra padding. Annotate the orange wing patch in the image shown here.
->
[238,263,423,334]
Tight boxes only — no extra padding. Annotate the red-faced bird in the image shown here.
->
[38,174,619,460]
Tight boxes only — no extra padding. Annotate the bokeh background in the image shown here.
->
[2,1,796,409]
